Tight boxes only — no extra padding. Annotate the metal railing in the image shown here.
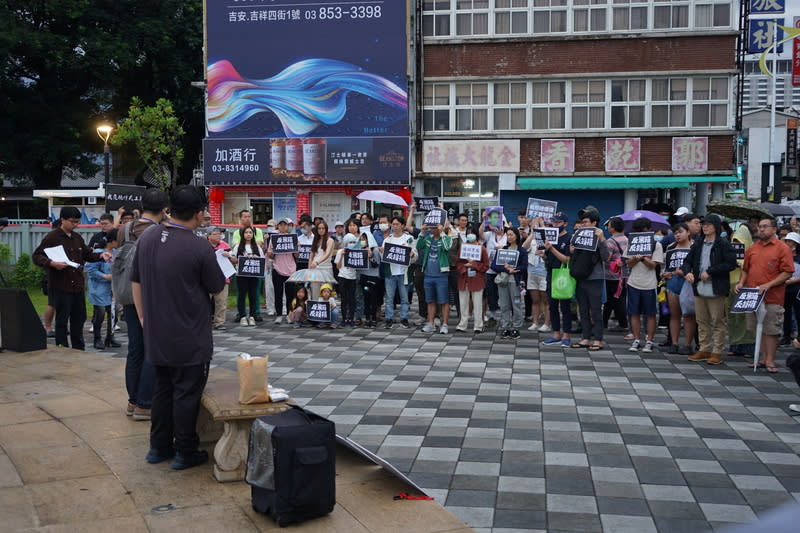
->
[0,224,98,262]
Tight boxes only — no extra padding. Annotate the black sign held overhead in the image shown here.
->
[306,300,332,322]
[571,228,599,251]
[731,287,765,314]
[526,198,558,221]
[383,243,411,266]
[344,248,369,269]
[298,244,312,262]
[495,249,519,269]
[270,233,299,254]
[423,208,447,227]
[732,242,745,260]
[237,256,266,278]
[534,227,559,246]
[106,184,146,212]
[627,232,656,256]
[414,197,439,212]
[665,249,690,272]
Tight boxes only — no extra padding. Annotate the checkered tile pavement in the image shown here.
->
[88,313,800,533]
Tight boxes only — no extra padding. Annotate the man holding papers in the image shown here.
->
[33,206,111,350]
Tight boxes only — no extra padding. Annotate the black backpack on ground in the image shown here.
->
[247,406,336,527]
[569,248,600,280]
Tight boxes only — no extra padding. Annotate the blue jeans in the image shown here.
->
[384,274,409,321]
[124,304,155,409]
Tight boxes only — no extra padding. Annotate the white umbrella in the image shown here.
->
[356,190,408,207]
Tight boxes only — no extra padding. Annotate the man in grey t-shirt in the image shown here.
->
[131,186,226,470]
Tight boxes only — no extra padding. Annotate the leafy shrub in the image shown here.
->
[10,253,42,289]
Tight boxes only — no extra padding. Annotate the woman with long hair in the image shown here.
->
[491,227,528,340]
[234,226,264,327]
[309,221,335,299]
[662,223,696,354]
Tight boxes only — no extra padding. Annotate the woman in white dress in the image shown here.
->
[309,221,335,299]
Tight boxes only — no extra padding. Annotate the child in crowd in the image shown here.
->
[87,228,121,350]
[288,286,309,328]
[316,283,340,328]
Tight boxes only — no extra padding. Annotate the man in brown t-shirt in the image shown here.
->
[132,186,225,470]
[32,207,110,350]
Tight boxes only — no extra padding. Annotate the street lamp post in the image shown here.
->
[96,124,113,186]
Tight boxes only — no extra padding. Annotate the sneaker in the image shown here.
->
[422,324,435,333]
[46,330,55,338]
[213,324,227,331]
[146,447,175,464]
[89,324,93,333]
[384,320,393,330]
[291,322,300,329]
[561,338,571,347]
[440,324,449,334]
[329,322,338,329]
[629,340,641,352]
[642,340,654,353]
[474,329,481,334]
[253,315,263,322]
[170,450,209,470]
[501,329,511,339]
[349,321,356,329]
[241,317,249,327]
[537,324,552,333]
[456,327,467,333]
[542,337,561,345]
[528,323,540,331]
[248,316,256,326]
[400,319,410,329]
[486,317,497,329]
[126,402,136,416]
[678,344,693,356]
[510,329,520,340]
[667,344,679,354]
[132,407,151,421]
[274,316,283,325]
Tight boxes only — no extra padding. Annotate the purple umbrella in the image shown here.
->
[616,210,670,232]
[356,190,408,207]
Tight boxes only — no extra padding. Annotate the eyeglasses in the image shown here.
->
[757,224,774,229]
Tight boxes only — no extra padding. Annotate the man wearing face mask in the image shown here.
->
[380,216,416,329]
[374,215,390,246]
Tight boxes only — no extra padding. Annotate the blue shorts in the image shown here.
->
[627,286,658,316]
[424,275,449,304]
[666,275,685,295]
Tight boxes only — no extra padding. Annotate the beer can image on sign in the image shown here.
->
[303,138,326,181]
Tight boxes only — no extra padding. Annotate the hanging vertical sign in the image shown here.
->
[788,119,798,169]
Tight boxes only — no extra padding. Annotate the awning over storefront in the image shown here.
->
[517,176,739,190]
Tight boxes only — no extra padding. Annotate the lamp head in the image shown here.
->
[96,124,113,144]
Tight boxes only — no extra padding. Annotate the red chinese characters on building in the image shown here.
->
[672,137,708,172]
[605,138,641,172]
[540,139,575,173]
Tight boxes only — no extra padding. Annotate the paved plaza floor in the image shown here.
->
[83,310,800,533]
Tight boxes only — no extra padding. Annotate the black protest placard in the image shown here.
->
[344,248,369,269]
[571,228,599,251]
[526,198,558,221]
[732,242,745,260]
[270,233,299,254]
[534,227,559,246]
[106,184,146,212]
[237,256,266,278]
[665,249,690,272]
[383,242,411,266]
[423,208,447,227]
[460,244,482,261]
[496,249,519,268]
[298,244,312,262]
[730,287,765,314]
[627,232,656,256]
[306,300,332,322]
[415,197,439,212]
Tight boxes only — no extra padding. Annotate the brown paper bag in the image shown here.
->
[237,356,269,404]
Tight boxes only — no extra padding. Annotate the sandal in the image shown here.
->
[767,366,779,374]
[623,333,635,341]
[588,344,603,351]
[748,362,766,369]
[570,342,590,349]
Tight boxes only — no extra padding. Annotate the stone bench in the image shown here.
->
[198,371,291,482]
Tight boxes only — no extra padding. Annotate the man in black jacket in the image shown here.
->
[681,214,737,365]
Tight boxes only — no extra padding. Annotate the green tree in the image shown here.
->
[0,1,204,188]
[113,97,185,190]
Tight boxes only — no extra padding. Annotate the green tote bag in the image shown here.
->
[551,262,576,300]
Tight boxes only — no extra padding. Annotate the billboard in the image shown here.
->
[203,0,409,186]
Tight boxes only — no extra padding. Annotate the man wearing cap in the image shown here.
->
[735,217,794,372]
[132,185,225,470]
[267,217,298,323]
[683,214,737,365]
[33,207,111,350]
[207,226,235,330]
[781,232,800,345]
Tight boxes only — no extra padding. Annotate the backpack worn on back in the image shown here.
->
[112,221,155,306]
[569,248,600,281]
